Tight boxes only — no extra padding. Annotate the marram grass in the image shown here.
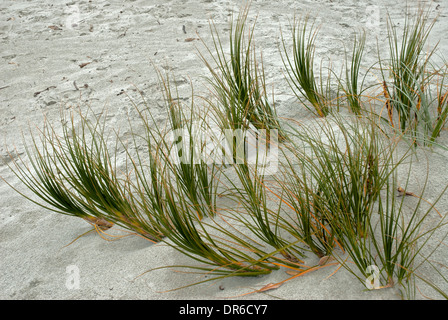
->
[280,14,332,117]
[198,3,285,141]
[3,4,448,298]
[119,72,282,279]
[4,107,167,242]
[377,7,448,147]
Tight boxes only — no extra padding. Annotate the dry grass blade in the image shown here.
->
[383,81,394,128]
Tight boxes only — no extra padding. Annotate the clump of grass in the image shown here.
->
[272,114,400,259]
[378,7,448,146]
[280,14,332,117]
[223,149,306,265]
[278,6,448,148]
[147,171,279,280]
[384,7,435,130]
[431,65,448,144]
[158,71,220,219]
[4,107,167,242]
[339,30,367,115]
[334,153,448,295]
[3,113,113,231]
[198,4,285,141]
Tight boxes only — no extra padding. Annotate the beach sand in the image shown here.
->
[1,0,448,300]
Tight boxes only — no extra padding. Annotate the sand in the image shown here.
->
[1,0,448,300]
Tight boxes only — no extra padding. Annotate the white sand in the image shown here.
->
[1,0,448,300]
